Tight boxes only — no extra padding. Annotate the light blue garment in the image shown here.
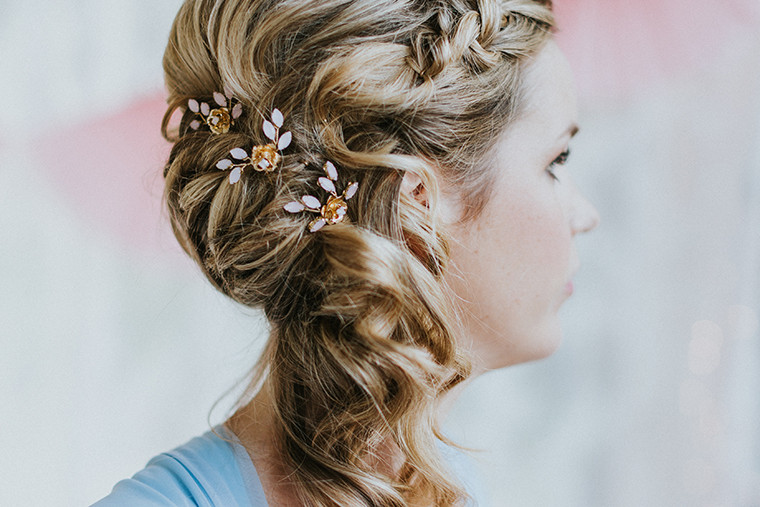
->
[92,426,488,506]
[91,427,257,506]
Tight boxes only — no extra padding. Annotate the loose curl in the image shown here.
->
[162,0,553,505]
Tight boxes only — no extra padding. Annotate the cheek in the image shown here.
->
[480,186,571,296]
[446,182,573,367]
[513,201,572,279]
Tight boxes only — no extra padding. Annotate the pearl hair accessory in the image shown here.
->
[215,108,293,184]
[284,161,359,232]
[187,86,243,135]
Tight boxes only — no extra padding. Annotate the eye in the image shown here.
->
[547,149,571,182]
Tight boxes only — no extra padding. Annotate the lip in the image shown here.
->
[565,281,574,295]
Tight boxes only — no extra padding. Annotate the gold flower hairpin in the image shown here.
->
[187,86,243,135]
[215,109,292,184]
[284,161,359,232]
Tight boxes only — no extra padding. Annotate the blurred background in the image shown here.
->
[1,1,758,505]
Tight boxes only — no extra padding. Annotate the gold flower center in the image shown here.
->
[322,195,348,224]
[249,144,281,172]
[207,108,232,134]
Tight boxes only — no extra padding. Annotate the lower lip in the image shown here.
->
[565,281,574,295]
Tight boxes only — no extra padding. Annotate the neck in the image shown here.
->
[226,385,302,505]
[226,375,471,503]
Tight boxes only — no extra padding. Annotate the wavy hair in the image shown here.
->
[161,0,553,504]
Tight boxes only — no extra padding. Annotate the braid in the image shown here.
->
[408,0,552,79]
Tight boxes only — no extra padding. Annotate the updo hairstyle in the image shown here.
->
[161,1,553,505]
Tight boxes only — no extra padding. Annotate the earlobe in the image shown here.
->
[400,170,428,208]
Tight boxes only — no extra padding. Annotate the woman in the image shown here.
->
[95,0,598,505]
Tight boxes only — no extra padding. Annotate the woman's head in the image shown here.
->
[162,0,564,504]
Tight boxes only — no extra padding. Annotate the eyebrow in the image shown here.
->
[563,124,580,140]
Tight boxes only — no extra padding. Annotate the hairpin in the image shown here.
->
[215,109,292,184]
[187,86,243,135]
[284,161,359,232]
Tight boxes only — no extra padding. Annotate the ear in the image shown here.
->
[400,170,428,208]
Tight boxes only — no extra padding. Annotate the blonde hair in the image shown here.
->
[162,0,553,504]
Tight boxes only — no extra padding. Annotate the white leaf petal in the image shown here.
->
[318,177,336,194]
[223,84,234,99]
[278,131,292,150]
[309,218,326,233]
[324,161,338,180]
[344,181,359,199]
[271,108,284,128]
[190,120,201,130]
[301,195,321,210]
[188,99,199,112]
[232,103,243,119]
[230,148,248,160]
[216,159,233,170]
[213,92,227,107]
[262,120,276,141]
[256,158,272,171]
[229,167,242,184]
[200,102,210,115]
[284,201,305,213]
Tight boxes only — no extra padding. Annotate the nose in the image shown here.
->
[570,191,600,235]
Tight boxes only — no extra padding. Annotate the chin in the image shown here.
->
[529,332,563,362]
[475,325,564,371]
[524,321,565,362]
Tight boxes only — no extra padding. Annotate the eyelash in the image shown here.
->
[547,149,571,181]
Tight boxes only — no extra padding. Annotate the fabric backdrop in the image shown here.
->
[1,2,758,506]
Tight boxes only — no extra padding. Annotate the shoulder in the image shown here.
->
[91,428,252,507]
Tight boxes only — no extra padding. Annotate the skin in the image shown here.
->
[439,40,600,372]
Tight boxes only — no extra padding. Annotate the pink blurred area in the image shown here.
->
[553,0,760,100]
[35,93,177,257]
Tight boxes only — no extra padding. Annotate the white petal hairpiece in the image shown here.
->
[284,161,359,233]
[214,108,293,184]
[187,87,243,135]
